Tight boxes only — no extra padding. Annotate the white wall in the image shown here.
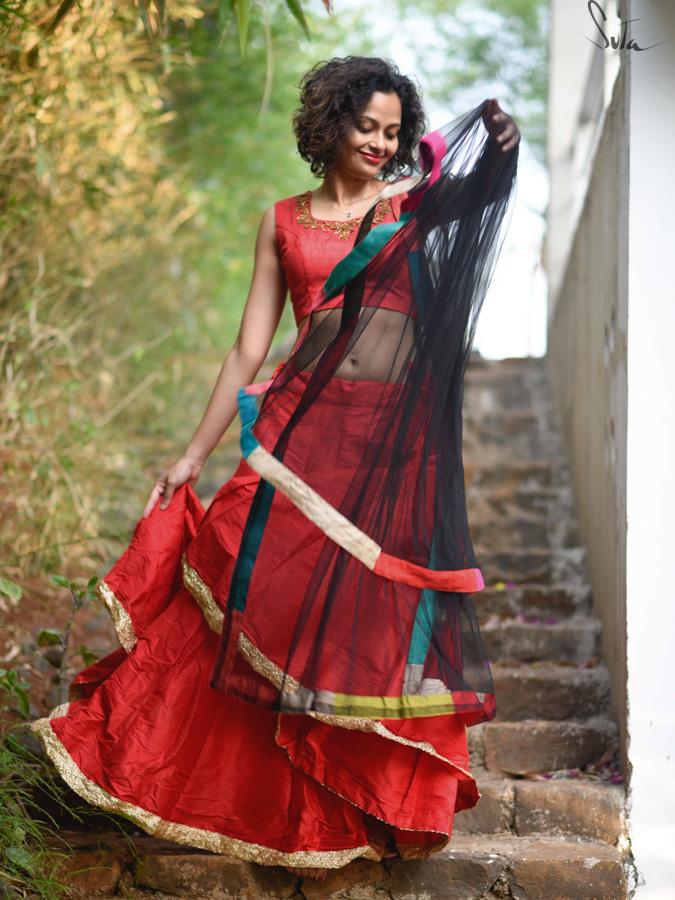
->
[625,1,675,895]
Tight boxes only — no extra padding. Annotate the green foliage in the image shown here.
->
[233,0,251,54]
[164,7,325,350]
[0,669,31,718]
[0,717,67,898]
[0,576,21,603]
[284,0,311,40]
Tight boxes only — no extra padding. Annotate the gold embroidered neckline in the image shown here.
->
[295,191,393,240]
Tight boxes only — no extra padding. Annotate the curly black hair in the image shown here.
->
[293,56,427,180]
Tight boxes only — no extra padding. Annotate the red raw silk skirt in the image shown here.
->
[32,375,479,868]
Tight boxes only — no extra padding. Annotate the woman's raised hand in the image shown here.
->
[142,454,204,519]
[482,98,521,153]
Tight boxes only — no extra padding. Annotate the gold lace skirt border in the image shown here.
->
[30,713,381,868]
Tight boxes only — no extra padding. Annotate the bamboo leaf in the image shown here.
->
[233,0,251,57]
[285,0,310,39]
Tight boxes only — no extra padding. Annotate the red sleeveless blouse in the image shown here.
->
[274,189,408,326]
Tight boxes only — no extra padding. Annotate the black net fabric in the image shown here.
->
[211,100,518,726]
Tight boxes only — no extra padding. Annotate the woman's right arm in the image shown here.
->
[142,205,287,518]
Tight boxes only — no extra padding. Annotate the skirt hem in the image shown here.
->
[31,714,383,869]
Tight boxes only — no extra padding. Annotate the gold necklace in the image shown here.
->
[316,186,384,219]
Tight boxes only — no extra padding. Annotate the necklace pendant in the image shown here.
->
[346,211,352,219]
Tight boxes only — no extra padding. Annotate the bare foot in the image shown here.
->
[284,865,328,881]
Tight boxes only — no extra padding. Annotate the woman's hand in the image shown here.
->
[142,454,204,519]
[482,98,521,153]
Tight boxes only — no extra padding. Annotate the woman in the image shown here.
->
[33,57,519,881]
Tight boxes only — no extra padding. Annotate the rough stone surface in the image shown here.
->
[134,852,297,898]
[388,839,512,900]
[50,835,630,899]
[514,780,626,843]
[509,837,627,900]
[300,859,389,899]
[480,548,587,587]
[454,777,514,834]
[492,664,610,720]
[477,584,591,621]
[464,460,568,491]
[482,719,619,775]
[55,849,122,897]
[472,515,580,551]
[481,617,601,663]
[467,723,486,769]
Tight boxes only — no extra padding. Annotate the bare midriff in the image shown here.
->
[293,307,414,383]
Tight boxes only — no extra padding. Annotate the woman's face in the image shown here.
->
[333,91,402,180]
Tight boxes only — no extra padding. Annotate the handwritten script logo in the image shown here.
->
[587,0,671,51]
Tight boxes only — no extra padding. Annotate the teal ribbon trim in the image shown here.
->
[407,536,438,665]
[323,211,412,300]
[229,480,275,613]
[228,388,273,613]
[237,388,260,458]
[407,588,436,665]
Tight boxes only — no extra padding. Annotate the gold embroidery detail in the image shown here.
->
[238,631,301,694]
[31,716,379,867]
[295,191,393,240]
[181,554,224,633]
[96,581,136,652]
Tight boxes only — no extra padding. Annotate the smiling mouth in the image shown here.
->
[359,151,384,164]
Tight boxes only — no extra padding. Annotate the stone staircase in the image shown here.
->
[52,356,631,898]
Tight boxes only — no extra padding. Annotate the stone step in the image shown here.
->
[468,484,576,519]
[478,547,588,587]
[454,775,625,844]
[52,831,629,899]
[470,718,619,775]
[481,615,602,662]
[477,584,592,621]
[463,379,554,413]
[471,515,580,551]
[491,664,610,721]
[463,407,561,434]
[465,355,549,396]
[465,459,570,491]
[468,486,575,523]
[464,356,548,378]
[463,425,564,462]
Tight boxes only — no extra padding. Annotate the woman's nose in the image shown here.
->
[369,132,386,152]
